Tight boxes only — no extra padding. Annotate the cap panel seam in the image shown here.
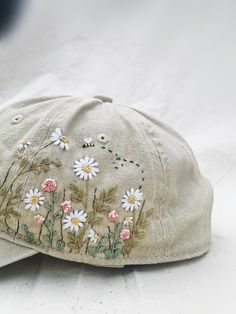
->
[138,122,173,257]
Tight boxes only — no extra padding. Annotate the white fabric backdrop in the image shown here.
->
[0,1,236,313]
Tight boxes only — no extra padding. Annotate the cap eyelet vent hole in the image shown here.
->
[12,114,24,124]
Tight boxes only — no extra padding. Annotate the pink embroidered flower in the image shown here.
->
[61,201,72,213]
[108,210,119,223]
[34,214,45,224]
[41,178,57,192]
[119,229,130,240]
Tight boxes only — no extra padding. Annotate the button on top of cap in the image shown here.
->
[94,95,113,103]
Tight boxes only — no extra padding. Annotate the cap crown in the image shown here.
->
[0,96,213,266]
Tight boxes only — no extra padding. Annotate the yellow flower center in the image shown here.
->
[31,196,39,205]
[59,135,68,143]
[71,217,80,225]
[20,139,27,145]
[82,164,91,173]
[128,195,136,204]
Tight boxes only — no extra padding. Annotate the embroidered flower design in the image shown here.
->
[41,178,57,192]
[83,137,95,148]
[121,188,143,212]
[24,189,45,211]
[87,229,99,244]
[120,229,130,240]
[97,134,109,144]
[63,210,87,232]
[123,216,133,226]
[50,128,69,151]
[61,201,72,213]
[34,214,45,224]
[73,157,99,180]
[108,210,119,223]
[17,139,31,151]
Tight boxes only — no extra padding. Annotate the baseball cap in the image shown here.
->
[0,95,213,267]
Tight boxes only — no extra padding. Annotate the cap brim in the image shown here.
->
[0,237,38,268]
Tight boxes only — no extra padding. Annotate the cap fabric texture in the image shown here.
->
[0,96,213,267]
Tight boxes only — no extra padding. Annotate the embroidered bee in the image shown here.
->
[82,137,95,148]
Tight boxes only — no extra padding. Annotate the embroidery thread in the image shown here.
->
[0,131,153,260]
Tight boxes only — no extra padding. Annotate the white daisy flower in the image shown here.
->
[24,189,45,211]
[50,128,69,151]
[17,139,31,151]
[87,229,100,244]
[121,188,143,212]
[63,210,87,233]
[73,156,99,180]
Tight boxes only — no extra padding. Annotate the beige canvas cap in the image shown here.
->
[0,95,213,268]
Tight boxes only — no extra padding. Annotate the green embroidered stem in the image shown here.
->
[84,181,89,210]
[50,193,56,245]
[38,224,43,244]
[42,208,53,244]
[0,161,15,189]
[108,226,112,251]
[14,219,20,237]
[92,187,97,214]
[85,239,90,254]
[43,193,56,246]
[85,187,98,254]
[4,217,9,232]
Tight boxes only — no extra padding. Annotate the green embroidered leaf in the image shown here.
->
[54,212,62,220]
[112,248,121,258]
[87,246,96,256]
[67,233,76,242]
[15,183,24,195]
[41,157,50,165]
[44,202,53,211]
[26,231,34,243]
[51,192,60,202]
[42,234,51,242]
[135,231,145,239]
[0,187,8,197]
[89,216,103,226]
[93,186,117,214]
[69,183,84,204]
[40,164,50,173]
[104,186,118,203]
[56,240,65,251]
[68,242,78,250]
[97,205,111,214]
[21,223,35,243]
[20,156,29,168]
[104,249,113,259]
[98,186,118,204]
[51,160,62,168]
[45,219,52,227]
[99,236,109,245]
[21,223,29,232]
